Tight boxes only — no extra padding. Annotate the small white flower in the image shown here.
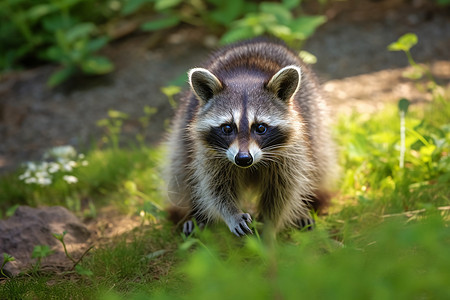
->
[38,162,48,172]
[62,163,73,172]
[48,162,60,173]
[63,175,78,184]
[19,170,31,180]
[78,153,85,159]
[26,162,37,171]
[81,160,89,166]
[34,171,52,186]
[35,171,48,178]
[25,177,37,184]
[37,177,52,186]
[46,145,77,160]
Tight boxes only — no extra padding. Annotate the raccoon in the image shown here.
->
[165,37,337,237]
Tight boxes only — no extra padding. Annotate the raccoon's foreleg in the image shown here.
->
[182,210,252,237]
[205,195,253,237]
[193,174,253,236]
[224,212,253,237]
[182,206,208,236]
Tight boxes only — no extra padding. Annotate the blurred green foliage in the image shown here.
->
[0,0,117,86]
[1,0,326,86]
[123,0,325,45]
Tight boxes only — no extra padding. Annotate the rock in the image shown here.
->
[0,206,91,277]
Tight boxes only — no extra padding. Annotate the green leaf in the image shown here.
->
[65,23,95,43]
[387,33,418,52]
[141,16,180,31]
[42,15,76,32]
[161,85,181,97]
[398,98,410,114]
[2,253,15,263]
[86,36,109,53]
[299,50,317,64]
[290,15,326,38]
[52,231,67,242]
[81,56,114,74]
[6,204,19,217]
[145,249,167,260]
[32,245,53,259]
[27,4,57,21]
[47,66,76,87]
[122,0,154,16]
[220,26,256,44]
[260,2,292,24]
[155,0,182,11]
[209,0,245,25]
[75,264,93,276]
[108,110,129,119]
[179,238,199,251]
[282,0,301,9]
[267,24,292,37]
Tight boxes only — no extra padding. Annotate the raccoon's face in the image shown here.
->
[189,66,301,168]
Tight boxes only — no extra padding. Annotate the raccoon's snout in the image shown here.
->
[235,152,253,168]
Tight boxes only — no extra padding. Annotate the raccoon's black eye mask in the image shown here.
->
[219,123,268,136]
[220,123,235,135]
[257,126,289,149]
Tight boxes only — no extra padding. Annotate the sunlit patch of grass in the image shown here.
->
[0,146,165,219]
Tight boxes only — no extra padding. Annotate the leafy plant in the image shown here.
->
[31,245,53,274]
[122,0,325,46]
[123,180,163,224]
[388,33,435,84]
[97,110,130,150]
[43,21,113,87]
[220,1,326,45]
[0,0,115,86]
[53,231,94,276]
[1,253,15,278]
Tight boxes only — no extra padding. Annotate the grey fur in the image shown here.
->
[165,37,337,236]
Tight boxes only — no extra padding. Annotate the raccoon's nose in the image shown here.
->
[235,152,253,168]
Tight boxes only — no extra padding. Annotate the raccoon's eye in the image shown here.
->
[221,124,234,135]
[255,124,267,135]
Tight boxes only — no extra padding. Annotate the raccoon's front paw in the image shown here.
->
[182,220,205,237]
[228,213,253,237]
[296,217,315,231]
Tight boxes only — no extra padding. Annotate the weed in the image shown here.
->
[52,231,94,276]
[388,33,436,86]
[0,253,15,278]
[97,110,130,150]
[31,245,53,275]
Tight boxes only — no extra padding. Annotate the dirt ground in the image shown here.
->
[1,0,449,174]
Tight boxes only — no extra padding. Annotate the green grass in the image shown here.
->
[1,89,449,299]
[0,146,165,217]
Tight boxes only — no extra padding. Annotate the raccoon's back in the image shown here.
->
[205,37,310,81]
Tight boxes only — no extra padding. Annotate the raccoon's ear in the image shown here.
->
[266,65,301,102]
[188,68,223,104]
